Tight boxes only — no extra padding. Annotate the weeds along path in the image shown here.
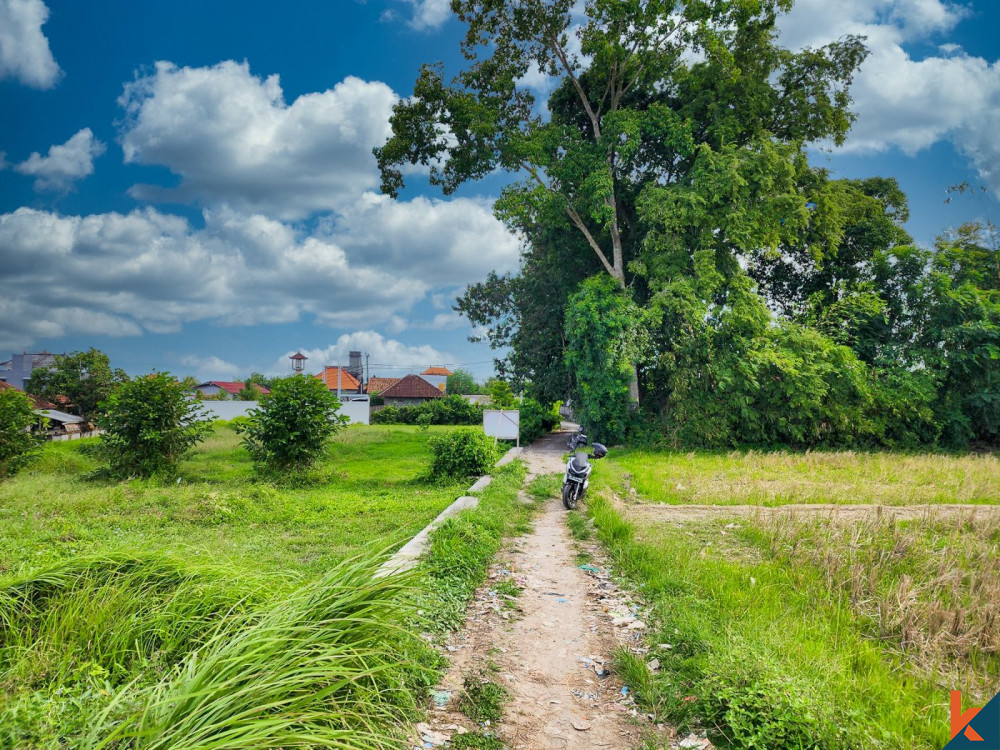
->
[424,429,645,749]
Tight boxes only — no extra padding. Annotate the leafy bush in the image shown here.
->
[700,654,837,750]
[237,375,347,472]
[427,429,499,479]
[95,373,211,479]
[0,388,46,480]
[518,397,560,445]
[371,394,483,426]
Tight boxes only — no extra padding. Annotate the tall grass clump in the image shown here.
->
[0,554,265,747]
[86,554,435,749]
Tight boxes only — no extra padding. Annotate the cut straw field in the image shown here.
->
[581,448,1000,749]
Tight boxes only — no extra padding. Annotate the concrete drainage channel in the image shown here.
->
[377,446,525,577]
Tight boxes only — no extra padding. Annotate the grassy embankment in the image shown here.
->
[578,449,1000,750]
[0,424,536,748]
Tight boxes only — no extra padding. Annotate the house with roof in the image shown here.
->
[317,366,362,396]
[419,366,452,392]
[365,376,400,396]
[0,380,91,439]
[0,351,61,390]
[191,381,270,400]
[378,374,446,407]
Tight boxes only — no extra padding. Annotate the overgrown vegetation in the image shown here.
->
[414,462,532,633]
[236,374,347,473]
[372,394,484,426]
[378,0,997,451]
[0,425,477,746]
[0,388,45,480]
[95,372,212,479]
[584,494,950,749]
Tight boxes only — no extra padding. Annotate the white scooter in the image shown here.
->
[561,431,607,510]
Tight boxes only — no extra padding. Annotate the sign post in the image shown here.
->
[483,409,520,447]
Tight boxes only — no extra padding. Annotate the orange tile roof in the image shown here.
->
[318,366,361,391]
[0,380,58,410]
[380,374,445,400]
[366,376,400,394]
[421,366,453,376]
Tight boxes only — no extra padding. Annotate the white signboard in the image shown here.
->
[483,409,520,443]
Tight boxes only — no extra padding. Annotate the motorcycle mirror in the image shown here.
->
[591,443,608,459]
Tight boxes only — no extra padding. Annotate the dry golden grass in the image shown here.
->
[597,449,1000,506]
[756,510,1000,700]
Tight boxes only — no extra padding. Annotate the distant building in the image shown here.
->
[317,366,362,395]
[379,374,446,407]
[365,376,400,395]
[419,366,452,393]
[0,351,60,390]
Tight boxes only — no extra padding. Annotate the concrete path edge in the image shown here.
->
[376,445,525,577]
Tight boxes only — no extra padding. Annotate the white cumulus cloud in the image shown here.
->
[0,0,60,88]
[14,128,106,191]
[401,0,452,30]
[777,0,1000,193]
[118,61,398,219]
[0,196,519,350]
[179,354,242,382]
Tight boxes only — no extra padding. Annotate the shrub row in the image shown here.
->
[371,395,484,426]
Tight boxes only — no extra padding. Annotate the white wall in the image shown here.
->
[196,399,370,425]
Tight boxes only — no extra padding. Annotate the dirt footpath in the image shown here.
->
[419,429,649,750]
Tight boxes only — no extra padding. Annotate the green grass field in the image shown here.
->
[580,448,1000,750]
[0,424,495,748]
[0,424,466,579]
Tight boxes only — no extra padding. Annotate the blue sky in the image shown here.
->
[1,0,998,383]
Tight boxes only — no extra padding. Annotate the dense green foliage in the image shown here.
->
[427,429,500,479]
[237,375,347,472]
[565,276,645,444]
[516,397,561,445]
[372,394,484,426]
[446,368,481,395]
[384,0,997,450]
[95,373,212,479]
[26,347,127,421]
[0,388,45,480]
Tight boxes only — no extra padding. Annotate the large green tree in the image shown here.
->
[383,0,867,406]
[27,348,127,421]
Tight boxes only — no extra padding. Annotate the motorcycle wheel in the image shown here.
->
[562,482,577,510]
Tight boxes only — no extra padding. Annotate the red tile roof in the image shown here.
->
[0,380,58,410]
[317,367,361,391]
[380,374,445,400]
[421,366,453,376]
[366,376,400,395]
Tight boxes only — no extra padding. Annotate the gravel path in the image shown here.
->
[418,428,646,749]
